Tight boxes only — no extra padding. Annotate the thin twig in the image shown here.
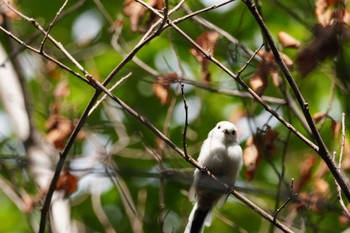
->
[175,0,235,24]
[273,179,296,222]
[232,189,293,233]
[145,146,166,233]
[91,192,117,233]
[39,0,69,52]
[237,43,264,78]
[318,73,336,130]
[106,163,143,233]
[93,0,114,25]
[88,72,132,116]
[180,82,189,159]
[335,113,350,217]
[154,0,168,36]
[271,130,291,232]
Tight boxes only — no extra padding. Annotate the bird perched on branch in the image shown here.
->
[185,121,243,233]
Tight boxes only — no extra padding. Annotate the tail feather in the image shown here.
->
[184,203,212,233]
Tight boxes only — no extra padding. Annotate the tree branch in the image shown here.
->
[242,0,350,202]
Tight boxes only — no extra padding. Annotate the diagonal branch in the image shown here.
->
[242,0,350,202]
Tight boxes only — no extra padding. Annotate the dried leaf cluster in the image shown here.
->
[123,0,164,32]
[45,81,85,149]
[297,0,350,77]
[243,126,279,180]
[190,31,220,84]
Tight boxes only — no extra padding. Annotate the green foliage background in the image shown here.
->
[0,0,349,233]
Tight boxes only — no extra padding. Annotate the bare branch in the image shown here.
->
[335,113,350,217]
[180,82,190,160]
[242,0,350,202]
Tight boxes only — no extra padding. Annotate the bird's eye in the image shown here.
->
[231,131,236,135]
[217,125,221,129]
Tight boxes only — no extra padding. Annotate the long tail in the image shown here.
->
[184,203,212,233]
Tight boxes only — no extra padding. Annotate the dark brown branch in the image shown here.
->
[180,82,190,160]
[38,92,100,233]
[232,190,293,233]
[37,1,188,231]
[242,0,350,202]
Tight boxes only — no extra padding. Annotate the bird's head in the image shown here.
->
[209,121,238,144]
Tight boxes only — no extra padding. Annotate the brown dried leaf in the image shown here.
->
[339,204,350,224]
[263,126,279,156]
[243,136,260,180]
[123,0,147,32]
[270,70,280,87]
[294,155,317,192]
[249,51,277,95]
[123,0,164,32]
[153,73,179,105]
[56,169,78,198]
[22,190,46,213]
[190,31,220,84]
[313,112,326,123]
[331,120,341,137]
[278,31,301,48]
[0,0,20,20]
[190,31,220,61]
[46,61,61,80]
[313,178,329,195]
[153,83,169,105]
[342,139,350,171]
[316,0,335,26]
[45,101,60,131]
[281,52,294,69]
[297,192,324,212]
[54,80,70,98]
[249,73,267,96]
[315,0,350,26]
[46,120,73,149]
[146,0,164,28]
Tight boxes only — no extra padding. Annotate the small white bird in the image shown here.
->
[185,121,243,233]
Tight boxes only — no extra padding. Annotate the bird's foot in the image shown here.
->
[226,185,235,194]
[200,166,208,173]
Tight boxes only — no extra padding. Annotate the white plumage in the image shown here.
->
[185,121,243,233]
